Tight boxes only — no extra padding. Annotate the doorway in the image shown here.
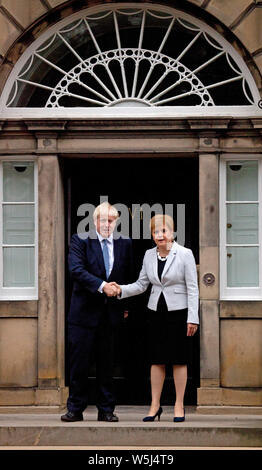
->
[64,155,199,405]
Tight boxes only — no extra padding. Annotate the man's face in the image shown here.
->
[95,213,117,238]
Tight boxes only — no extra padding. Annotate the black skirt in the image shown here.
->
[147,293,190,365]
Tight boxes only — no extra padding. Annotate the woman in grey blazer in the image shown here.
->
[114,214,199,422]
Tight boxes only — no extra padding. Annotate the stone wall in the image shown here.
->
[0,118,261,408]
[0,132,65,406]
[0,0,262,409]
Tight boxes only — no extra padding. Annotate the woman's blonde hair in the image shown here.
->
[150,214,175,234]
[93,201,119,221]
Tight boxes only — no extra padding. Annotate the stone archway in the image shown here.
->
[0,0,262,101]
[0,3,260,119]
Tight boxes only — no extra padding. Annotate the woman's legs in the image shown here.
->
[147,364,166,416]
[173,364,187,417]
[147,364,187,417]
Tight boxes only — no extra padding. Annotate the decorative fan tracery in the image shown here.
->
[5,6,258,110]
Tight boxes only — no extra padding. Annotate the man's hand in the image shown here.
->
[104,281,121,296]
[102,282,119,297]
[109,282,121,295]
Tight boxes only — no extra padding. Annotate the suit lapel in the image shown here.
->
[161,242,178,281]
[90,235,105,274]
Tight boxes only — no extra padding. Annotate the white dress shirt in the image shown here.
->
[96,231,114,293]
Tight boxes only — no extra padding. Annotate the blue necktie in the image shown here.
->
[102,239,110,278]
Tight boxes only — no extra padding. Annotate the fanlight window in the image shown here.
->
[2,4,260,114]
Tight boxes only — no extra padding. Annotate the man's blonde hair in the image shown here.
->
[93,201,119,221]
[150,214,175,233]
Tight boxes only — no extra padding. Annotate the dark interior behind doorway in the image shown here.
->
[64,156,199,405]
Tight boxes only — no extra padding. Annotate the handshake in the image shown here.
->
[103,282,122,297]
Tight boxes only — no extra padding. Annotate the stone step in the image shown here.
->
[0,406,261,448]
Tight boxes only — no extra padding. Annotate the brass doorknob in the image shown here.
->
[227,223,232,228]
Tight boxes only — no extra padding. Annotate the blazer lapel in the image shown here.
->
[161,242,178,281]
[152,248,161,285]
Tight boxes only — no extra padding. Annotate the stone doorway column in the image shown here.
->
[37,150,66,406]
[198,141,220,406]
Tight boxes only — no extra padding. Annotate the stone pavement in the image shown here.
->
[0,406,262,448]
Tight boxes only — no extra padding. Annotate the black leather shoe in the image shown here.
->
[61,411,83,422]
[97,411,119,422]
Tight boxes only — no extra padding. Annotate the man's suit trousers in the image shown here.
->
[67,311,115,414]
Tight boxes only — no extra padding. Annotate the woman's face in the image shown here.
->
[152,224,173,249]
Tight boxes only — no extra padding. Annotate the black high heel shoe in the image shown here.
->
[143,406,163,422]
[173,408,185,423]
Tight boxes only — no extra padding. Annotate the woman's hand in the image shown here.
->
[102,282,119,297]
[107,281,122,296]
[187,323,198,336]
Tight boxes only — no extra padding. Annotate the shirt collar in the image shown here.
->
[96,231,113,244]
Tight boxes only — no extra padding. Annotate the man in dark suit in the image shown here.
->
[61,202,133,422]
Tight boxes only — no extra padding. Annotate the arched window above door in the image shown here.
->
[1,4,261,118]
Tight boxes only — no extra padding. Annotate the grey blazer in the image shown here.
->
[120,241,199,324]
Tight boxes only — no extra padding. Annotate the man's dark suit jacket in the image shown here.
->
[68,231,133,328]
